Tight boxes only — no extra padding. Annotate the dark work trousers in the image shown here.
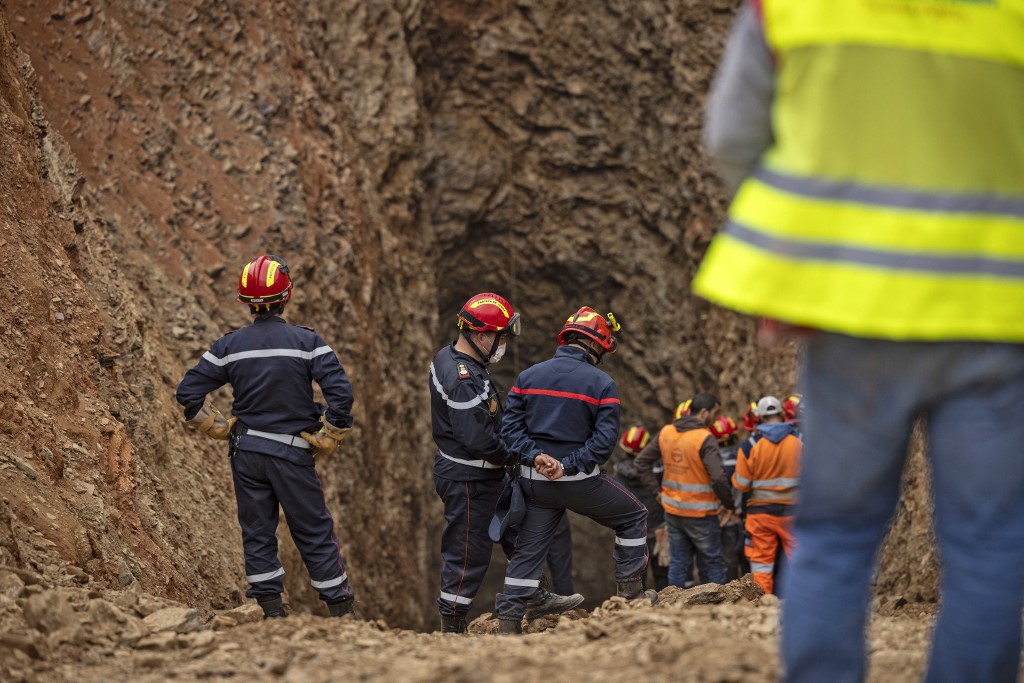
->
[496,472,648,620]
[646,537,670,591]
[545,514,574,595]
[230,448,353,603]
[435,475,516,616]
[722,523,744,582]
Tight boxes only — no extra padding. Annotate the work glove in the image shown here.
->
[653,524,670,567]
[186,401,237,440]
[300,415,351,459]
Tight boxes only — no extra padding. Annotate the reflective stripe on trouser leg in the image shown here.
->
[435,476,505,615]
[231,449,286,598]
[495,505,565,620]
[266,455,354,602]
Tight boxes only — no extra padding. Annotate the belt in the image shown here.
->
[438,450,502,469]
[243,428,311,450]
[519,464,599,482]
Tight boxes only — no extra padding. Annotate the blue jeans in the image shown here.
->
[782,334,1024,683]
[665,513,726,587]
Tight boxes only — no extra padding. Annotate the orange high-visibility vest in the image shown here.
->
[659,424,720,518]
[733,434,802,507]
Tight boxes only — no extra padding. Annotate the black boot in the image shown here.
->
[497,618,523,635]
[440,613,468,634]
[326,598,356,618]
[257,595,288,619]
[524,588,585,620]
[616,578,659,605]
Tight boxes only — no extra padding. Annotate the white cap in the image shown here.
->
[757,396,783,418]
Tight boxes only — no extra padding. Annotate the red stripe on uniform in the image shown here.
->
[510,386,620,406]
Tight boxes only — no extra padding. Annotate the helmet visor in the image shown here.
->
[505,312,521,336]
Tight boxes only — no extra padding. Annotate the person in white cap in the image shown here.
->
[732,396,803,594]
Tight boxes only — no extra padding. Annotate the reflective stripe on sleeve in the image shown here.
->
[203,346,333,367]
[247,567,285,583]
[615,536,647,547]
[752,477,800,488]
[311,572,347,589]
[439,592,473,606]
[733,473,752,487]
[429,362,491,410]
[504,577,541,588]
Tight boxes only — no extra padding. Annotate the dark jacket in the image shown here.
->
[175,314,354,466]
[429,342,511,481]
[501,345,620,476]
[613,457,664,537]
[634,416,735,511]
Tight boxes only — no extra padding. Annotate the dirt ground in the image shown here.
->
[2,575,936,683]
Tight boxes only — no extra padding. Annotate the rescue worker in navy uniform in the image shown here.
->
[430,293,582,633]
[495,307,658,634]
[176,255,356,620]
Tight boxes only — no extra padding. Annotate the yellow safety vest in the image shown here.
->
[693,0,1024,341]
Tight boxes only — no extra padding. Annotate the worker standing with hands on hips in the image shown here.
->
[429,293,582,633]
[176,255,356,620]
[697,2,1024,680]
[495,307,656,634]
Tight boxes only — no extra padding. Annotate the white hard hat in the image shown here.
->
[757,396,783,418]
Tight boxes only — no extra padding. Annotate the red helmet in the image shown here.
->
[557,307,619,352]
[784,394,802,422]
[710,415,738,441]
[741,402,760,432]
[457,293,521,336]
[619,425,650,455]
[674,399,692,420]
[238,255,292,308]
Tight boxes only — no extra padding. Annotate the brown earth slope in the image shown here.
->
[1,0,935,669]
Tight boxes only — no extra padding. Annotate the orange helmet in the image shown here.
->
[710,415,738,441]
[238,255,292,309]
[557,307,619,353]
[741,402,760,432]
[674,399,692,420]
[784,394,802,422]
[619,425,650,455]
[457,293,521,336]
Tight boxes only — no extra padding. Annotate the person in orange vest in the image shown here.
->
[733,396,802,595]
[635,393,737,587]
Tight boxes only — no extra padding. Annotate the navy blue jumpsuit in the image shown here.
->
[175,314,355,604]
[495,345,649,620]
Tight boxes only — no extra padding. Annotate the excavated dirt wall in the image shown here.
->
[0,0,936,645]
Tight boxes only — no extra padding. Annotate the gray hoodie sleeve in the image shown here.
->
[703,2,776,194]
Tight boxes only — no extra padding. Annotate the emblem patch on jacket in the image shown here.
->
[458,363,470,379]
[489,396,498,416]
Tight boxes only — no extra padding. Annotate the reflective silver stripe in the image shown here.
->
[756,167,1024,218]
[615,536,647,547]
[725,220,1024,279]
[429,362,491,410]
[439,592,473,606]
[733,473,752,487]
[246,429,311,449]
[750,562,774,574]
[519,465,599,482]
[311,572,347,589]
[203,346,333,367]
[505,577,540,588]
[751,489,798,502]
[439,450,502,470]
[753,477,800,488]
[662,480,714,493]
[661,495,719,511]
[247,567,285,583]
[722,458,737,467]
[652,464,664,474]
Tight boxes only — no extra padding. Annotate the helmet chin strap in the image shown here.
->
[463,330,501,364]
[570,338,603,365]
